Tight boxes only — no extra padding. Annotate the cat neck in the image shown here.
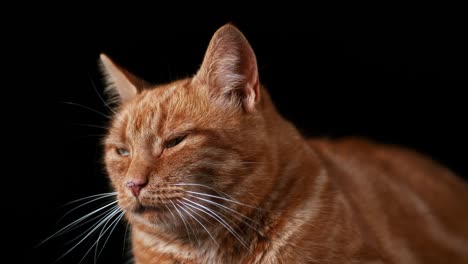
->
[260,87,326,226]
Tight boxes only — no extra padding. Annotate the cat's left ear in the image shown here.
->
[99,54,147,104]
[194,24,260,112]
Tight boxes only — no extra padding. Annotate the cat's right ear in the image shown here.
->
[193,24,260,112]
[99,54,145,104]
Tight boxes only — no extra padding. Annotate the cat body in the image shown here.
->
[100,25,468,263]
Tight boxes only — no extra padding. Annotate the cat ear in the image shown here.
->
[99,54,146,104]
[194,24,260,112]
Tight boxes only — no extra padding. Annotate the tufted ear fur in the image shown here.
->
[99,54,147,104]
[194,24,260,112]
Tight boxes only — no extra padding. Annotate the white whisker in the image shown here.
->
[56,205,121,262]
[93,207,122,261]
[75,208,123,264]
[187,193,259,229]
[164,203,177,225]
[65,205,120,245]
[59,193,117,221]
[72,123,110,130]
[177,202,219,247]
[174,203,202,245]
[169,200,193,242]
[173,183,235,200]
[75,134,107,139]
[87,72,118,116]
[122,220,131,258]
[182,198,251,252]
[184,190,263,211]
[64,192,117,206]
[39,200,119,246]
[62,101,111,119]
[94,211,125,263]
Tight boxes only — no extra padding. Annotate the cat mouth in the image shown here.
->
[133,204,166,216]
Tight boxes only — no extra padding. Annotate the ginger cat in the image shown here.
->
[100,24,468,263]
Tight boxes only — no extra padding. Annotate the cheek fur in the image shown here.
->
[105,154,130,185]
[113,160,129,175]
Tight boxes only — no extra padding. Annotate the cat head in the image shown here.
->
[101,24,273,230]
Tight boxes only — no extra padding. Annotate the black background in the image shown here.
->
[6,5,467,264]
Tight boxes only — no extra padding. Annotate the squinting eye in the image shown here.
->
[116,148,130,157]
[165,135,187,149]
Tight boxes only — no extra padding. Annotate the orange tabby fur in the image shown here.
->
[100,24,468,263]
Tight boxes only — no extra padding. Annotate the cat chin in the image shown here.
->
[127,206,176,227]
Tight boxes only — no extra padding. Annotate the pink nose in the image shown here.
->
[126,180,147,197]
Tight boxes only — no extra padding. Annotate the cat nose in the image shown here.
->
[126,179,148,197]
